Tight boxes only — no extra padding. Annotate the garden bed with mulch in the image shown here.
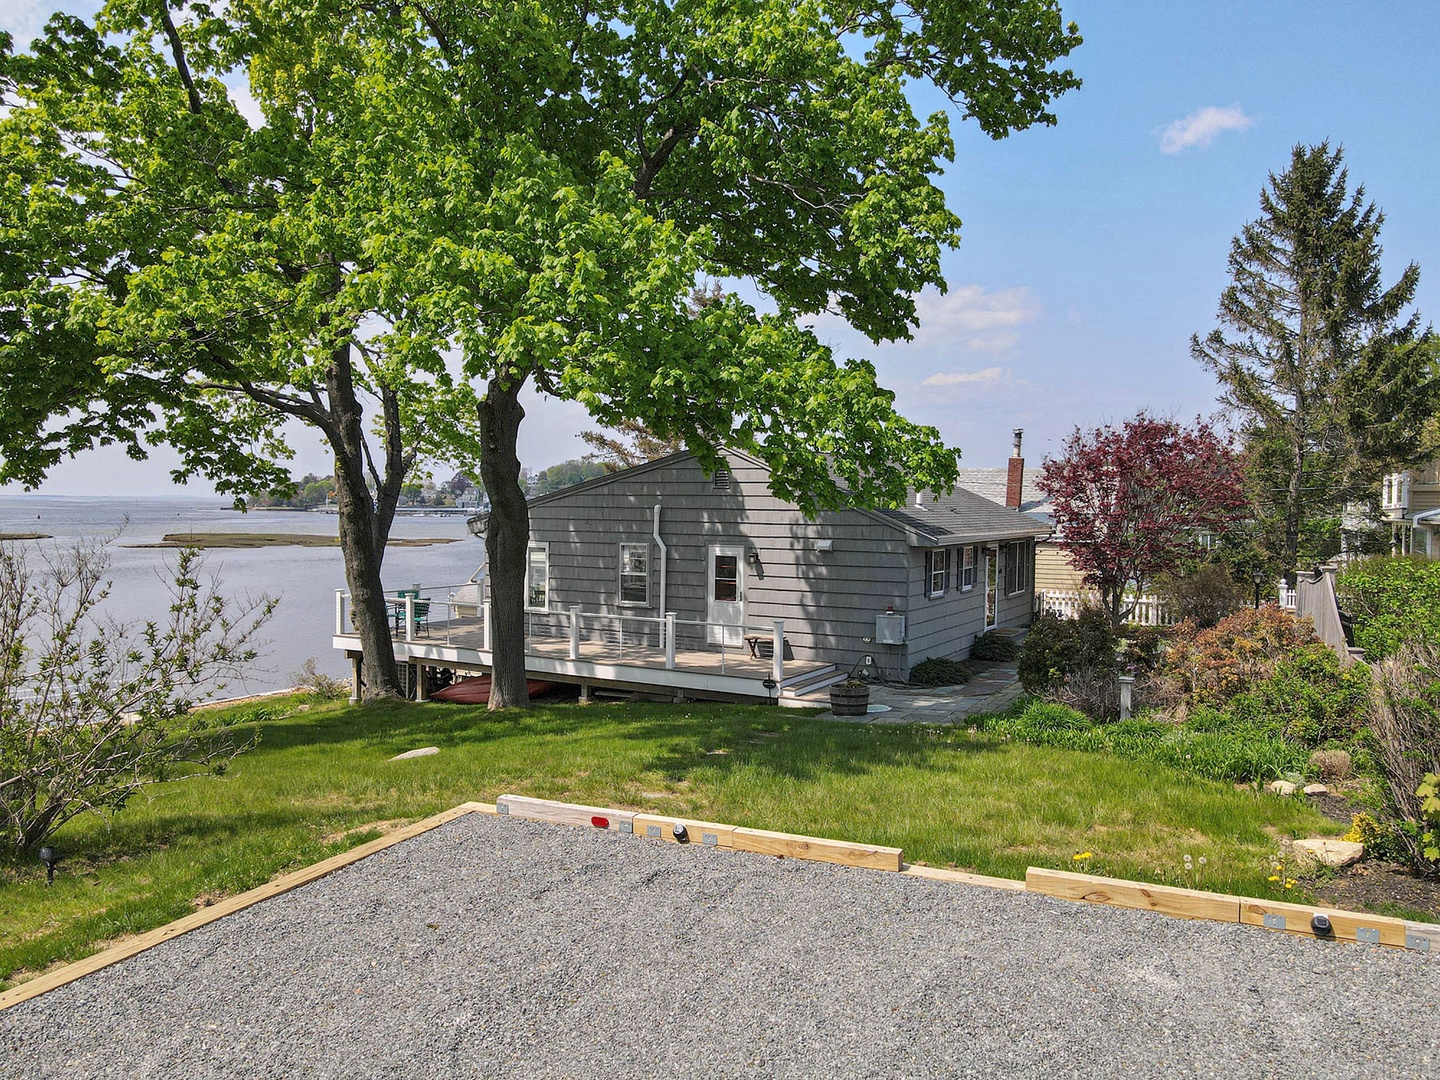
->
[1297,791,1440,922]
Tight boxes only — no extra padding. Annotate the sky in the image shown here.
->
[4,1,1438,495]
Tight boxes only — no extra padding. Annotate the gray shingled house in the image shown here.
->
[442,448,1049,701]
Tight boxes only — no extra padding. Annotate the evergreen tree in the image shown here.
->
[1192,142,1440,575]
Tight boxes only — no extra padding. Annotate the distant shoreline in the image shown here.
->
[129,533,461,550]
[0,532,52,541]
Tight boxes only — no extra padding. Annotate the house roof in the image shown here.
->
[952,467,1053,522]
[876,485,1052,546]
[470,447,1051,546]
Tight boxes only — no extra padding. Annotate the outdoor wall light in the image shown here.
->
[38,846,59,886]
[814,539,834,553]
[746,547,759,565]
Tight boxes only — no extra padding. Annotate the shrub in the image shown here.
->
[1155,563,1244,629]
[1161,606,1322,708]
[1368,639,1440,870]
[1018,608,1118,695]
[969,631,1017,662]
[0,540,273,858]
[290,657,349,701]
[1222,646,1370,747]
[984,701,1305,784]
[908,656,977,688]
[1337,555,1440,661]
[1309,748,1354,783]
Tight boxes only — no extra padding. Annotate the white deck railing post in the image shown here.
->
[772,620,785,684]
[665,614,676,669]
[405,595,415,642]
[335,590,345,635]
[483,601,492,652]
[569,605,581,660]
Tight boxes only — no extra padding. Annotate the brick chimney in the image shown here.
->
[1005,428,1024,509]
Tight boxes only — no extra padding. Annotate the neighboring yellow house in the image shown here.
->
[1380,460,1440,558]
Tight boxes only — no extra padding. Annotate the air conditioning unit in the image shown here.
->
[874,613,906,645]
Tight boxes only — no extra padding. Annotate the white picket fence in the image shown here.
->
[1040,582,1296,626]
[1038,590,1174,626]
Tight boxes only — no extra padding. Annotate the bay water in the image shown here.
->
[0,494,479,698]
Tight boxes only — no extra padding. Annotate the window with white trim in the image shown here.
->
[525,544,549,610]
[961,545,975,591]
[619,542,649,605]
[1003,540,1032,595]
[926,548,949,597]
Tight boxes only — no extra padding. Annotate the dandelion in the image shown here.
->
[1199,857,1207,867]
[1268,874,1280,882]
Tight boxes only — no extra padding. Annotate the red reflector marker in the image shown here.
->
[590,815,609,829]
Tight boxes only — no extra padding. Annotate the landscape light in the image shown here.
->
[672,823,689,842]
[1311,913,1333,937]
[38,846,59,886]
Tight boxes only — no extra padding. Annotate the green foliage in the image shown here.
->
[968,631,1017,662]
[978,702,1307,784]
[1337,555,1440,661]
[1192,142,1440,574]
[1155,563,1244,629]
[1161,606,1322,707]
[0,539,273,858]
[1018,609,1118,694]
[1224,647,1371,746]
[525,459,609,497]
[908,657,976,688]
[1365,639,1440,870]
[1419,774,1440,864]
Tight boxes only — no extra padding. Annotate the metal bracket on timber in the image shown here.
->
[1025,867,1437,952]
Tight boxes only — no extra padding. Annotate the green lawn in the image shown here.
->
[0,696,1342,989]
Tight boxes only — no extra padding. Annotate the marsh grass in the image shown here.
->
[0,697,1341,988]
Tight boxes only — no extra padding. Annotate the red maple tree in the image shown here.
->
[1039,415,1248,627]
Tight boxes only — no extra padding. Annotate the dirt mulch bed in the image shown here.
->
[1297,790,1440,922]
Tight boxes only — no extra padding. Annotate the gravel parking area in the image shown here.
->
[2,811,1436,1078]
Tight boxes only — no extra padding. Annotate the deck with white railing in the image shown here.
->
[1038,581,1296,626]
[331,586,840,703]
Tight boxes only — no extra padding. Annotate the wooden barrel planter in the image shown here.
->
[829,682,871,716]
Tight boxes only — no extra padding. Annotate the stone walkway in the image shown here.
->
[804,662,1025,725]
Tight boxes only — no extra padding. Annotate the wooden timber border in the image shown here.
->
[4,797,1435,1013]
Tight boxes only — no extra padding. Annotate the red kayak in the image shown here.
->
[429,675,556,704]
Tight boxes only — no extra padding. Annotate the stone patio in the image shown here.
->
[805,661,1025,725]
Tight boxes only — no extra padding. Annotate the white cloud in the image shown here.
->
[0,2,49,46]
[923,367,1008,387]
[1158,105,1254,154]
[906,284,1040,355]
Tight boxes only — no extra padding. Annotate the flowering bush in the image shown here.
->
[1161,606,1322,708]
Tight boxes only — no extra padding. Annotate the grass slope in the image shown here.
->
[0,697,1340,989]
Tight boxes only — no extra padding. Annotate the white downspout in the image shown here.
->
[653,503,669,616]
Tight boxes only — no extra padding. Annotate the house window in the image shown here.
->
[525,544,549,610]
[961,546,975,591]
[1004,540,1032,595]
[619,542,649,605]
[926,548,949,597]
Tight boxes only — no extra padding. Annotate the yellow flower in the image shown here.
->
[1268,875,1280,882]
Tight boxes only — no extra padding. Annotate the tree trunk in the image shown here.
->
[328,345,401,698]
[477,374,531,709]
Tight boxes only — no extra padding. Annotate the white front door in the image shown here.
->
[706,544,745,646]
[984,546,999,631]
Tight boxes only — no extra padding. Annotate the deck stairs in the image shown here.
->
[778,664,847,707]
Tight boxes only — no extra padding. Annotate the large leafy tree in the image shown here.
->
[0,3,485,696]
[1192,142,1440,576]
[1038,415,1248,628]
[2,2,1082,708]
